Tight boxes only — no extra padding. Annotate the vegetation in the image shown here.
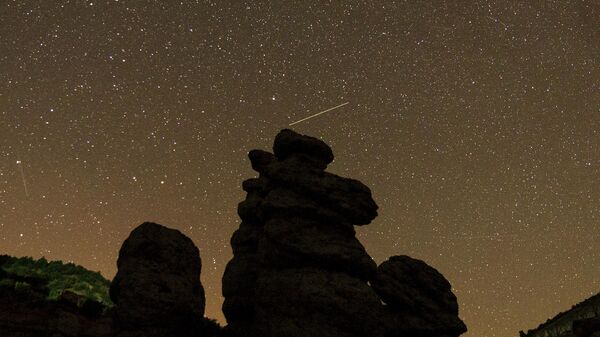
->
[0,255,112,307]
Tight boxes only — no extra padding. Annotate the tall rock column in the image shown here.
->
[223,129,382,337]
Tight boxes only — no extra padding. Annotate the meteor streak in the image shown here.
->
[16,160,29,197]
[436,233,520,241]
[289,102,349,126]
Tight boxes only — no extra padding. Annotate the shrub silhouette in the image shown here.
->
[0,255,112,307]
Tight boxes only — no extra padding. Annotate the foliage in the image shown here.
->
[0,254,112,307]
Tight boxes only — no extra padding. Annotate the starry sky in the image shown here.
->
[1,1,599,336]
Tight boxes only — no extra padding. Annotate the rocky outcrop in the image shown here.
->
[573,318,600,337]
[0,129,468,337]
[110,222,205,337]
[0,294,112,337]
[0,256,112,337]
[520,293,600,337]
[1,225,220,337]
[222,129,467,337]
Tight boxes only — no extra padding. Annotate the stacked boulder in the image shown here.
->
[109,222,205,337]
[222,129,467,337]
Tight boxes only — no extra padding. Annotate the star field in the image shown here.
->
[1,2,599,337]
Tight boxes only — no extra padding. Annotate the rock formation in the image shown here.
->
[520,293,600,337]
[373,255,467,337]
[0,297,112,337]
[1,225,221,337]
[0,130,468,337]
[223,129,467,337]
[0,255,112,337]
[110,222,205,337]
[573,318,600,337]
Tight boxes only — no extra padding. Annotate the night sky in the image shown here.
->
[1,2,599,337]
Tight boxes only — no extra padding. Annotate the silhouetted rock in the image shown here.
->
[371,255,467,336]
[259,216,376,280]
[520,293,600,337]
[253,268,385,337]
[248,149,275,174]
[0,289,112,337]
[222,254,260,321]
[110,222,205,337]
[273,128,334,169]
[1,241,223,337]
[264,156,378,225]
[223,129,466,337]
[574,318,600,337]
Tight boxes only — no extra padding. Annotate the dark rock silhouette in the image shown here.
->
[1,130,469,337]
[573,318,600,337]
[372,256,456,311]
[520,293,600,337]
[0,297,112,337]
[223,129,467,337]
[0,255,112,337]
[110,222,206,337]
[0,228,221,337]
[373,255,467,336]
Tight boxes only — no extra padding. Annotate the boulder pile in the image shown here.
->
[222,129,467,337]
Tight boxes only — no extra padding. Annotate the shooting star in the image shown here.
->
[16,160,29,197]
[486,16,508,30]
[289,101,349,126]
[436,233,521,241]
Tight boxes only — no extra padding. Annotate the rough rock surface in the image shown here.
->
[110,222,205,337]
[0,293,111,337]
[253,268,385,337]
[371,255,467,336]
[273,129,333,168]
[222,129,467,337]
[573,318,600,337]
[520,292,600,337]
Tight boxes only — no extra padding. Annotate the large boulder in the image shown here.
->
[110,222,205,337]
[371,255,467,336]
[273,128,334,168]
[264,156,378,225]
